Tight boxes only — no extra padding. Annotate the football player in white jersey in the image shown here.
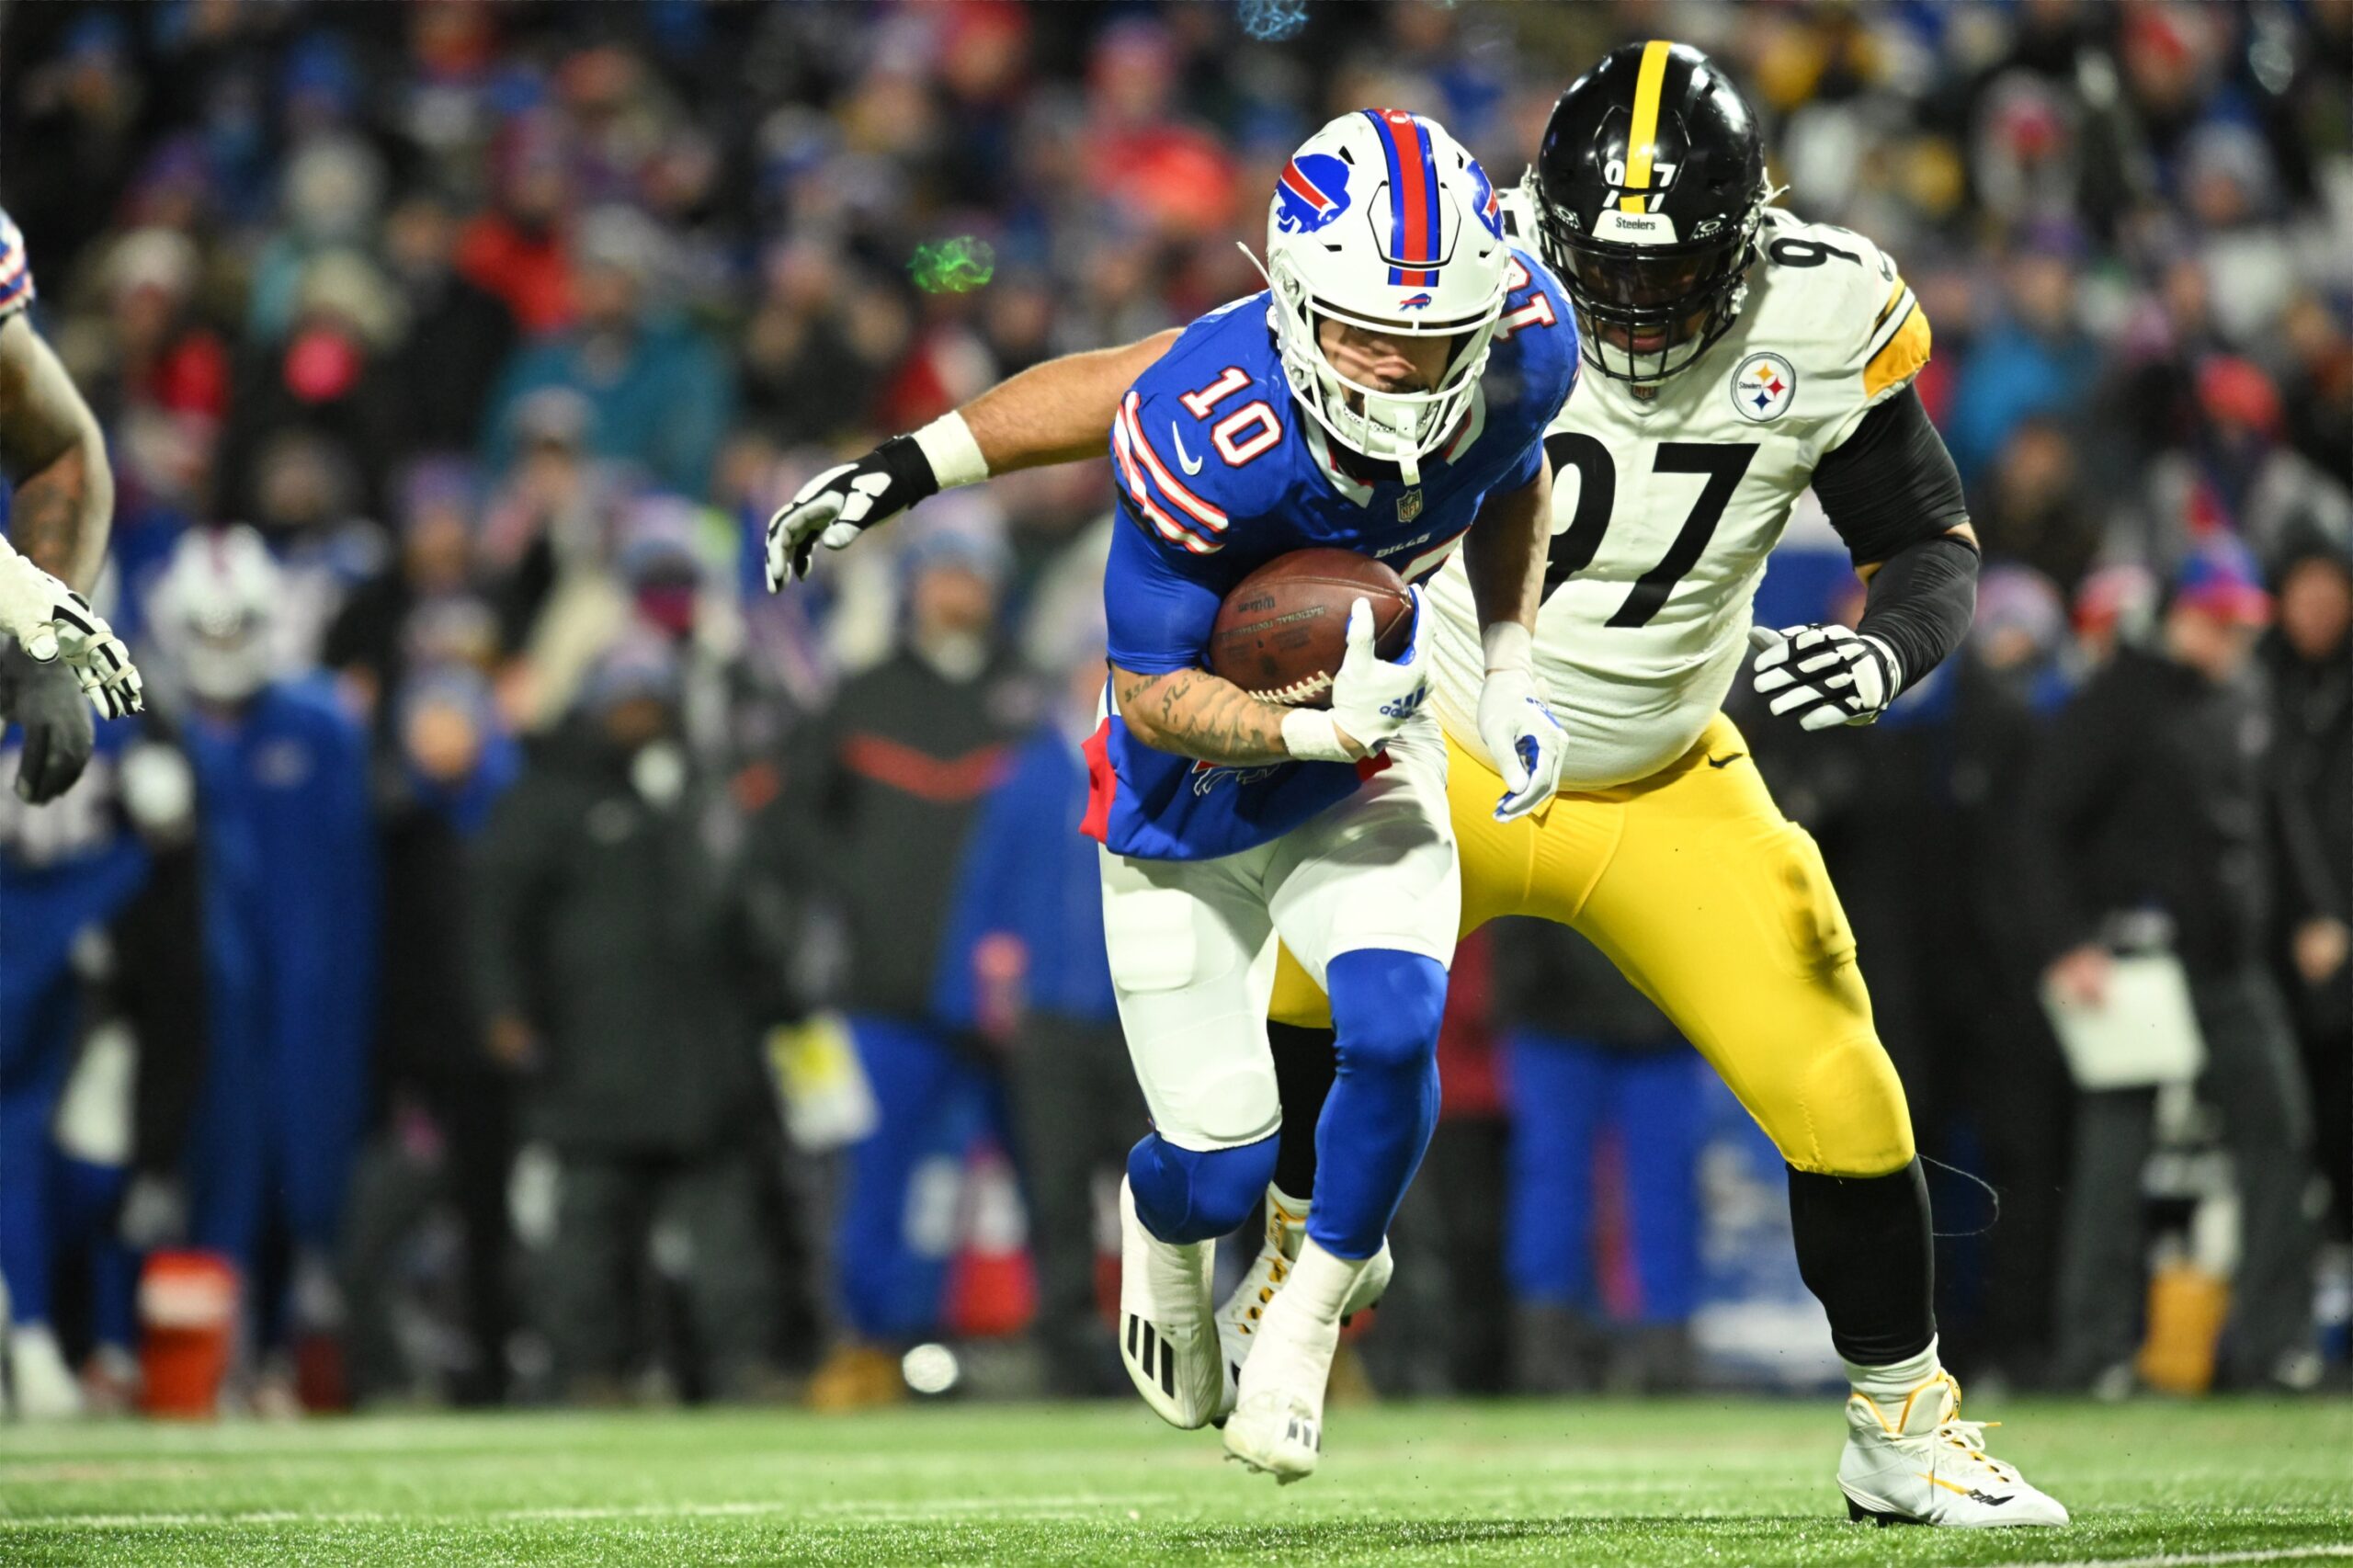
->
[0,207,143,803]
[767,42,2065,1527]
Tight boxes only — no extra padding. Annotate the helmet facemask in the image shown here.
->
[1263,246,1502,487]
[1532,171,1765,386]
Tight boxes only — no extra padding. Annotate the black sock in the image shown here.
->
[1787,1157,1938,1366]
[1267,1022,1337,1199]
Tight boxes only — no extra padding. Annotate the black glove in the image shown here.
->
[0,640,95,803]
[764,435,941,588]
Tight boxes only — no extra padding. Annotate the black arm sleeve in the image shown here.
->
[1811,385,1969,565]
[1856,533,1979,692]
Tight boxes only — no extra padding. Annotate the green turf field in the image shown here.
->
[0,1397,2347,1566]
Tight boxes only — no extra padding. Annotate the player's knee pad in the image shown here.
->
[1754,1029,1916,1177]
[1327,949,1448,1079]
[1127,1130,1278,1244]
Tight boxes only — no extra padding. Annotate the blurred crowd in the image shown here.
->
[0,0,2346,1416]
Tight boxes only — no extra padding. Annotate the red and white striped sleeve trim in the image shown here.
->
[1117,393,1228,534]
[1112,407,1218,555]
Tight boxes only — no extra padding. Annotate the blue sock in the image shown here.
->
[1307,949,1448,1260]
[1127,1131,1278,1245]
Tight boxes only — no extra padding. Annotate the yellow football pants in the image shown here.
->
[1269,713,1916,1177]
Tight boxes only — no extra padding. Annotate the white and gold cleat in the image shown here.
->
[1117,1176,1230,1430]
[1839,1370,2070,1528]
[1214,1187,1390,1423]
[1222,1236,1366,1484]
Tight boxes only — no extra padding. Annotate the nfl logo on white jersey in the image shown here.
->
[1730,352,1797,422]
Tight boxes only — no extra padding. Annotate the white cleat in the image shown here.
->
[1839,1370,2070,1528]
[1214,1188,1391,1419]
[1117,1176,1230,1430]
[5,1323,85,1420]
[1222,1237,1360,1484]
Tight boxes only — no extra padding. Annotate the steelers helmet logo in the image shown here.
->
[1730,351,1796,422]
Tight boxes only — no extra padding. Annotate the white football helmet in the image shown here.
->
[150,526,283,704]
[1260,109,1511,484]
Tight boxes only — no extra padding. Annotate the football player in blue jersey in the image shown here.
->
[774,109,1578,1481]
[0,208,144,800]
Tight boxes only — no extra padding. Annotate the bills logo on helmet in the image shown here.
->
[1275,153,1353,234]
[1730,351,1797,422]
[1468,159,1505,241]
[1396,292,1433,310]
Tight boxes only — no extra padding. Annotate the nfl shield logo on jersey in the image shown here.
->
[1730,352,1797,422]
[1396,488,1424,522]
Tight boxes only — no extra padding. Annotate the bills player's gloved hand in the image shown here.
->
[1476,662,1567,823]
[1282,590,1428,763]
[0,546,142,720]
[765,436,941,589]
[0,642,94,802]
[1746,622,1902,731]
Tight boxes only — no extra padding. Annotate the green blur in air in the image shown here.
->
[908,236,996,295]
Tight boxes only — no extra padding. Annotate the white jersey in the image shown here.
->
[1428,199,1934,788]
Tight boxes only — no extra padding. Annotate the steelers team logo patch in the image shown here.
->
[1731,352,1797,422]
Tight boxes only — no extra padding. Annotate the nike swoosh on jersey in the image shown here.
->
[1170,424,1205,475]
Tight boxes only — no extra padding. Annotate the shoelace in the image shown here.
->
[1933,1416,2021,1483]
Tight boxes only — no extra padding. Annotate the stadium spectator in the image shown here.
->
[339,664,519,1407]
[950,579,1131,1399]
[2025,540,2323,1394]
[2264,533,2353,1250]
[756,505,1030,1407]
[1942,225,2099,483]
[0,712,207,1418]
[472,631,782,1403]
[149,526,379,1412]
[480,204,733,498]
[380,192,522,461]
[323,457,488,730]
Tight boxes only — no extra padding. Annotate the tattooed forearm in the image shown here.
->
[10,446,106,589]
[1111,663,1293,766]
[0,315,111,592]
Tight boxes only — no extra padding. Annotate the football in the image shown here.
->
[1207,548,1415,709]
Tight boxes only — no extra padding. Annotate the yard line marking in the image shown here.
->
[1970,1549,2353,1568]
[0,1492,1184,1531]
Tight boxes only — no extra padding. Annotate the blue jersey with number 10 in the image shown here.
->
[1085,250,1578,861]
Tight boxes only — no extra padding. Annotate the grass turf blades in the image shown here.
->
[1,1397,2347,1565]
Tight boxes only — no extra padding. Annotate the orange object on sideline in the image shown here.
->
[2137,1260,2231,1394]
[139,1251,240,1419]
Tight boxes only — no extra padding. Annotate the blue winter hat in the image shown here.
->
[579,629,681,714]
[2172,536,2272,625]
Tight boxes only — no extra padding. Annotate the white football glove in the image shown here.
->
[0,543,142,719]
[765,436,939,590]
[1281,590,1428,763]
[1746,622,1900,732]
[1477,664,1567,822]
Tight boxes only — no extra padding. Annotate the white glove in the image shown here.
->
[1281,590,1428,763]
[765,415,990,589]
[0,544,142,719]
[1477,663,1567,822]
[1746,622,1900,732]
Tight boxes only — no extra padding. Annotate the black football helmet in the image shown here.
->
[1529,41,1768,385]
